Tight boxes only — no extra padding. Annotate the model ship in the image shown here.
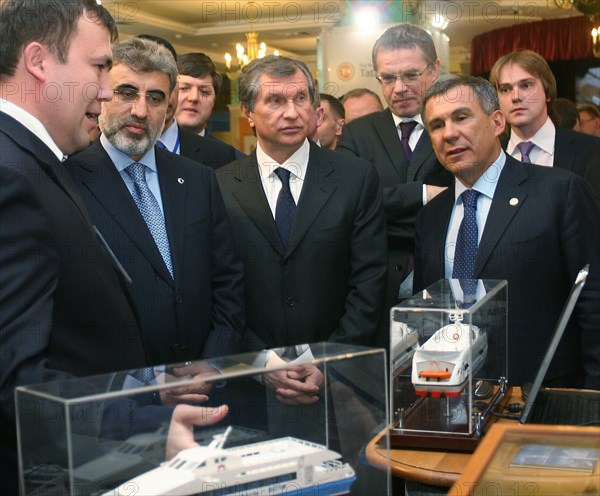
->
[390,321,420,374]
[102,428,356,496]
[411,322,487,398]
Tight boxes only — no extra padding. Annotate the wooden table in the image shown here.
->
[365,387,522,487]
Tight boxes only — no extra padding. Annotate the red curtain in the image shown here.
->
[471,16,596,75]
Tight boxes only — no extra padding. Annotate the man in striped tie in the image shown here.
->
[67,38,245,382]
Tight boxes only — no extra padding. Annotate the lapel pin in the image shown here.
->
[178,178,184,184]
[509,197,519,206]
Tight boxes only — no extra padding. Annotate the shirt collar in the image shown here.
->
[391,112,424,129]
[256,139,310,181]
[454,149,506,202]
[1,99,66,161]
[507,116,555,156]
[100,133,158,172]
[159,119,180,153]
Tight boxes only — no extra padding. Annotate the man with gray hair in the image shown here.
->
[67,38,245,376]
[217,54,387,402]
[336,23,453,348]
[414,74,600,389]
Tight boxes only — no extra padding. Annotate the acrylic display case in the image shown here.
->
[16,342,390,495]
[389,279,511,451]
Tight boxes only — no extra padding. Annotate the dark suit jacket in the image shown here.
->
[216,141,388,351]
[66,140,245,365]
[179,126,237,169]
[0,112,147,487]
[413,155,600,389]
[503,126,600,200]
[336,108,453,345]
[205,129,246,160]
[554,126,600,200]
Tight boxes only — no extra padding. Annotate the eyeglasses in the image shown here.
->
[375,65,430,86]
[113,86,167,108]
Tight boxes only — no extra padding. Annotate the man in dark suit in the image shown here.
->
[489,49,600,199]
[67,38,245,371]
[1,4,232,489]
[414,74,600,389]
[0,1,142,490]
[216,55,387,400]
[336,24,452,346]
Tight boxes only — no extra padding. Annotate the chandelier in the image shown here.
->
[224,32,279,78]
[553,0,600,57]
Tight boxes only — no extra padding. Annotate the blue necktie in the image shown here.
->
[517,141,535,163]
[274,167,296,249]
[399,121,418,161]
[125,163,174,278]
[453,190,481,299]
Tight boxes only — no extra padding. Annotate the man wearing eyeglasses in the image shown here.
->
[336,23,453,347]
[66,38,245,372]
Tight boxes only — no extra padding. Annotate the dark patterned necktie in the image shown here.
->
[517,141,535,163]
[125,163,174,278]
[274,167,296,248]
[453,189,481,299]
[399,121,418,161]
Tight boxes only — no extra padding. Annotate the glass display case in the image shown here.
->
[390,279,511,451]
[16,343,390,495]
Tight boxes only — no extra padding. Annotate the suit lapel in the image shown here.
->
[553,126,575,172]
[374,109,406,175]
[408,131,436,181]
[287,144,337,254]
[157,149,185,284]
[230,154,285,256]
[79,142,173,283]
[475,156,529,275]
[1,113,94,226]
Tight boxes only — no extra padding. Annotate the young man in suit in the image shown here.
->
[67,38,245,373]
[216,55,387,400]
[175,52,245,159]
[336,24,453,347]
[414,74,600,390]
[489,49,600,199]
[0,2,226,490]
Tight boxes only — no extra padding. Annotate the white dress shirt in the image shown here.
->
[257,139,310,218]
[507,117,555,167]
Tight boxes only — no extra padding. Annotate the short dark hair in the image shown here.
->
[341,88,383,108]
[238,55,316,113]
[578,103,600,119]
[422,74,500,124]
[320,93,345,119]
[0,0,118,77]
[137,34,177,62]
[177,52,222,95]
[372,23,437,72]
[553,98,579,130]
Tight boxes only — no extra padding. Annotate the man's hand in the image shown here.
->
[263,353,323,406]
[426,185,448,202]
[160,362,218,406]
[166,404,228,459]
